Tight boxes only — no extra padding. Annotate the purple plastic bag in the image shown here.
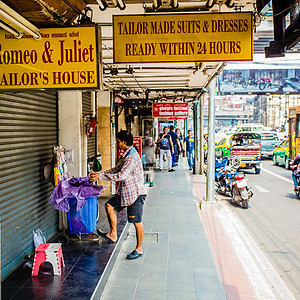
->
[49,176,106,212]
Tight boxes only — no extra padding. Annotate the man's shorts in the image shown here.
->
[106,194,146,223]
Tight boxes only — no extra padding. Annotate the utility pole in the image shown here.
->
[199,94,204,175]
[206,78,216,203]
[285,93,290,131]
[193,101,200,174]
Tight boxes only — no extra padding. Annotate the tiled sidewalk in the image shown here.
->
[99,162,226,300]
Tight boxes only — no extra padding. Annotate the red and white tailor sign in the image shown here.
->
[152,103,189,118]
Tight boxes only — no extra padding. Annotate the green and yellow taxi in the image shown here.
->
[272,138,290,169]
[215,137,231,157]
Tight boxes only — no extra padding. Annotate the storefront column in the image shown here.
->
[193,101,200,174]
[58,90,84,177]
[199,94,205,175]
[97,91,113,196]
[206,79,216,203]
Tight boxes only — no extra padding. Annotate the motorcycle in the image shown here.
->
[232,77,247,88]
[258,77,273,90]
[215,156,253,209]
[240,77,258,89]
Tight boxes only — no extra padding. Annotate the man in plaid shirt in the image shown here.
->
[89,130,147,260]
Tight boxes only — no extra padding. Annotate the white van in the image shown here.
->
[235,123,265,133]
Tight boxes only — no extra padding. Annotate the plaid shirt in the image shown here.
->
[98,146,147,206]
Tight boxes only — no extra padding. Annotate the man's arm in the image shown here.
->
[176,138,182,151]
[157,135,162,143]
[89,159,123,182]
[99,155,135,181]
[169,136,174,154]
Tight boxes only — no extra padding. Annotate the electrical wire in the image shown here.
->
[273,3,296,17]
[62,0,83,15]
[117,106,124,116]
[131,73,146,95]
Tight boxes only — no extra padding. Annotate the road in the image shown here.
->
[226,159,300,299]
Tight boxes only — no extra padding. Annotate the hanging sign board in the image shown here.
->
[0,25,101,90]
[152,103,189,118]
[113,12,253,64]
[118,136,142,159]
[133,137,142,157]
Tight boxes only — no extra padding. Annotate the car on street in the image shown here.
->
[261,132,281,157]
[230,132,262,174]
[272,138,290,169]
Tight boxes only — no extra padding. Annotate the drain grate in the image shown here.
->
[126,232,158,243]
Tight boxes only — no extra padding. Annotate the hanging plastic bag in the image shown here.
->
[33,229,46,248]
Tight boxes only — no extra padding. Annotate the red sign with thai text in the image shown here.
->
[152,103,189,118]
[118,136,142,159]
[133,136,142,157]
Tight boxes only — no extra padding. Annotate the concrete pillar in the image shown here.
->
[58,90,83,177]
[193,102,200,174]
[199,94,205,175]
[206,79,216,203]
[91,91,96,117]
[97,91,112,197]
[82,119,87,176]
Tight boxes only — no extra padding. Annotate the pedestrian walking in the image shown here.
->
[175,128,184,165]
[89,130,147,260]
[156,127,174,172]
[184,130,195,170]
[169,125,182,169]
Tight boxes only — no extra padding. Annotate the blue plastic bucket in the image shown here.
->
[67,196,97,234]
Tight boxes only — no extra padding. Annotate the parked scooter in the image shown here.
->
[215,156,253,208]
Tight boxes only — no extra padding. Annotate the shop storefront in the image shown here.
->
[0,25,102,279]
[0,89,101,280]
[0,90,58,279]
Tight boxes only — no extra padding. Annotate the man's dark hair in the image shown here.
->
[116,130,133,146]
[170,125,174,130]
[188,130,192,134]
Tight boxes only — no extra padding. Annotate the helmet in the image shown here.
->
[231,156,241,168]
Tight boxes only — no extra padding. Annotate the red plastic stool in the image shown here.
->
[31,243,65,276]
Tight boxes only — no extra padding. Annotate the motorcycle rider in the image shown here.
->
[291,153,300,190]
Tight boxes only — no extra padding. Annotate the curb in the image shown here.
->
[90,221,131,300]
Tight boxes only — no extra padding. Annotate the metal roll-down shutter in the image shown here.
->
[0,91,58,280]
[82,92,97,158]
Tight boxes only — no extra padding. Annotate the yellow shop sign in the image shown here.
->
[0,26,100,90]
[113,12,253,64]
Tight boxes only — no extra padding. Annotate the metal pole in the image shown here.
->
[206,78,216,202]
[199,94,204,174]
[193,102,199,174]
[194,101,200,174]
